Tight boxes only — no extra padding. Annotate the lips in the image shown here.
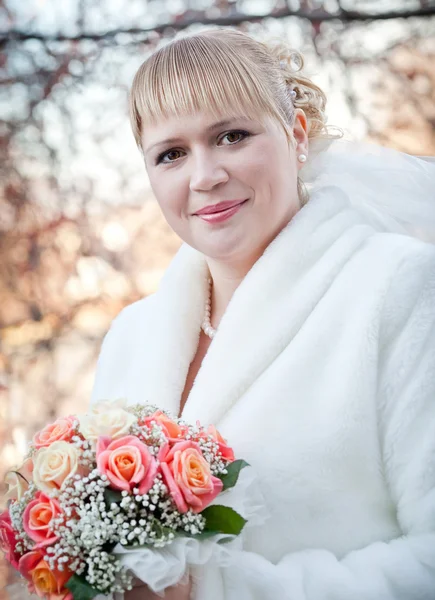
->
[194,200,248,224]
[194,199,247,216]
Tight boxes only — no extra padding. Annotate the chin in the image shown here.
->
[200,234,259,264]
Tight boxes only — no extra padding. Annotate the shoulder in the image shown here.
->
[334,230,435,348]
[348,230,435,293]
[366,233,435,348]
[369,232,435,297]
[117,293,157,321]
[333,228,435,317]
[90,294,158,404]
[360,230,435,271]
[107,294,157,340]
[98,292,161,361]
[90,294,157,399]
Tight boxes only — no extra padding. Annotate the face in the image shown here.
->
[142,109,308,267]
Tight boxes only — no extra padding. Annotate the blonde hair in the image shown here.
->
[129,28,336,202]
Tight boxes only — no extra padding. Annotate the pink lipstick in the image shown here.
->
[195,199,248,223]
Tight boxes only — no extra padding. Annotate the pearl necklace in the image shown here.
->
[201,278,216,339]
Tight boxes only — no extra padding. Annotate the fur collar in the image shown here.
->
[141,189,376,426]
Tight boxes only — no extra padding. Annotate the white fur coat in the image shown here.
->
[91,187,435,599]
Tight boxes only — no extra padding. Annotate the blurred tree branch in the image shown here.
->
[1,5,435,46]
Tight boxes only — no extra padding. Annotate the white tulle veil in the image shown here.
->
[301,138,435,244]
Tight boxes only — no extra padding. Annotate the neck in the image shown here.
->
[203,214,299,331]
[205,251,263,330]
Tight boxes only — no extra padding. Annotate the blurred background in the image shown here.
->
[1,0,434,596]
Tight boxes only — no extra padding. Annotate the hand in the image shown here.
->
[125,576,192,600]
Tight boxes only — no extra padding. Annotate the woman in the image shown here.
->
[91,28,435,599]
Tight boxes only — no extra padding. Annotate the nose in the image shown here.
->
[189,153,229,193]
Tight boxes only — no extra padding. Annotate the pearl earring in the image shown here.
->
[298,153,307,163]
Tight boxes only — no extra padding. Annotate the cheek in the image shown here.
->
[149,170,189,220]
[241,158,285,204]
[238,140,292,192]
[264,139,294,174]
[260,141,297,195]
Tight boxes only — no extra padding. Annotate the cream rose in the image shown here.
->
[78,399,136,443]
[92,398,129,413]
[33,441,81,495]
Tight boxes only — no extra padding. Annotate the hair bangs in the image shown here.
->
[129,34,281,147]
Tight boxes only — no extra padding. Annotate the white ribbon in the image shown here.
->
[109,466,268,597]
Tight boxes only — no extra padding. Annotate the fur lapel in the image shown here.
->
[137,243,208,418]
[143,190,375,426]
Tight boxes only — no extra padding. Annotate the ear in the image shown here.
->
[292,109,309,170]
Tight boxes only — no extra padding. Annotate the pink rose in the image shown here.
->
[23,491,62,548]
[0,510,20,569]
[203,425,235,463]
[19,550,72,600]
[141,410,186,441]
[96,435,158,495]
[33,416,77,449]
[159,441,223,514]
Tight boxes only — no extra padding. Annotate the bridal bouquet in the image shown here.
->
[1,399,251,599]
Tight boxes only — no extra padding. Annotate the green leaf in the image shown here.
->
[65,575,101,600]
[217,536,236,545]
[217,459,250,491]
[103,488,124,510]
[201,505,247,536]
[185,529,222,541]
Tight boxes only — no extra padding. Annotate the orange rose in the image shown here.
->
[202,425,235,463]
[96,435,158,495]
[23,491,62,548]
[159,441,223,513]
[33,416,76,449]
[19,550,72,600]
[141,410,185,441]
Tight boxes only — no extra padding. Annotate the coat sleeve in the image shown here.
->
[192,241,435,600]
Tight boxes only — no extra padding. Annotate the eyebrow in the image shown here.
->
[144,117,248,156]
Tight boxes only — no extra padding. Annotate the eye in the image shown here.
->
[156,149,184,165]
[219,130,250,145]
[155,129,250,165]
